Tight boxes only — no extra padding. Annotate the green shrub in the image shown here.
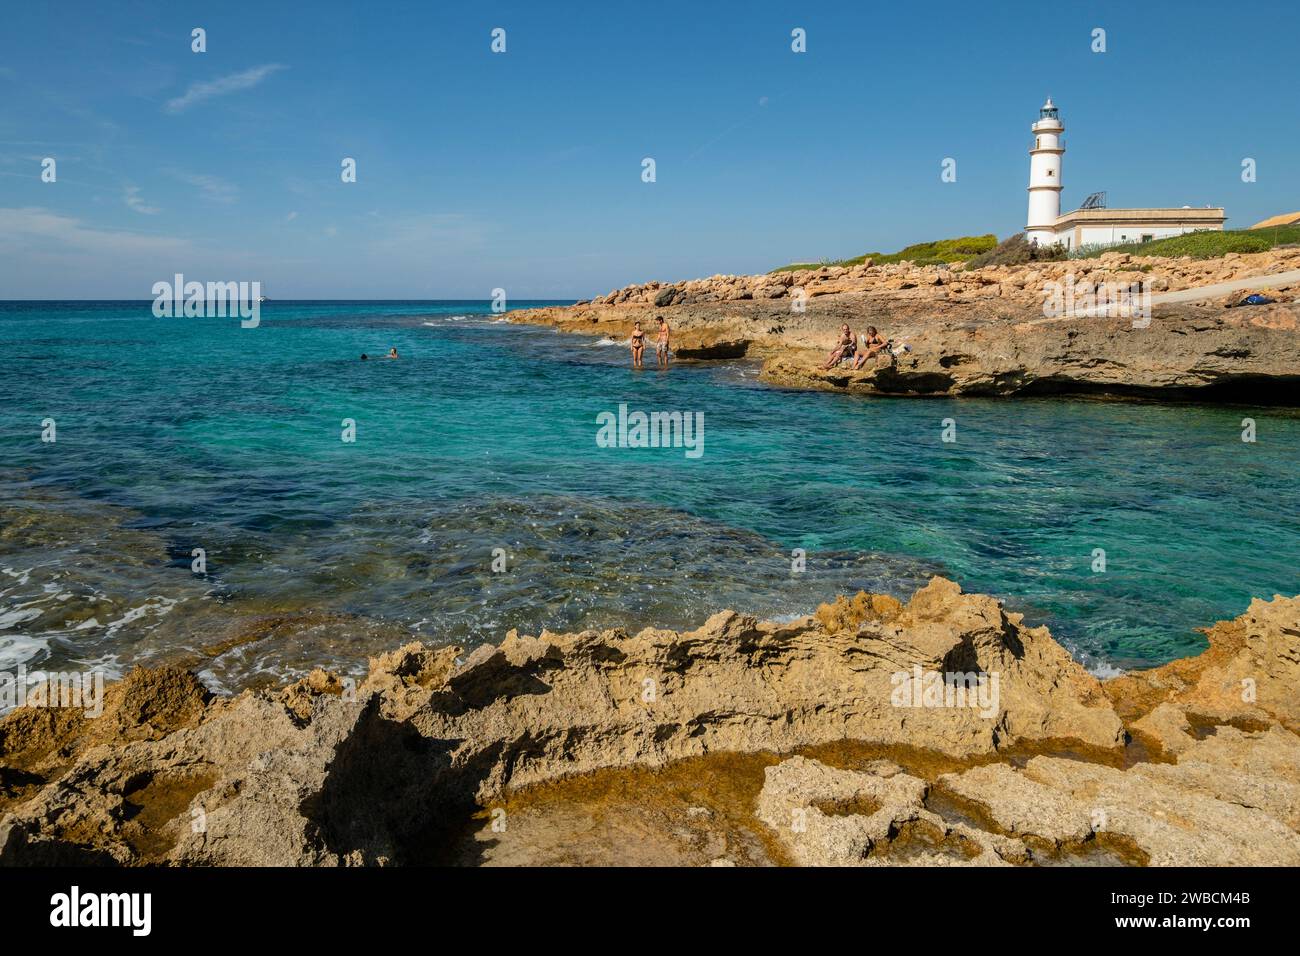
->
[965,233,1067,269]
[1072,226,1300,260]
[873,234,998,264]
[771,234,998,273]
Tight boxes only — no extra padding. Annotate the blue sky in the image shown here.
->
[2,0,1297,299]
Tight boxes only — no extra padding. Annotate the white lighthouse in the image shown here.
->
[1026,97,1064,245]
[1020,98,1225,250]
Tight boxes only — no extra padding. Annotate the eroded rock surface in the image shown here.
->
[755,755,1023,866]
[570,250,1300,312]
[1,579,1296,866]
[931,737,1300,866]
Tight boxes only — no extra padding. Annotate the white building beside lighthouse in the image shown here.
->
[1024,98,1225,251]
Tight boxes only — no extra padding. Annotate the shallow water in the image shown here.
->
[1,300,1297,687]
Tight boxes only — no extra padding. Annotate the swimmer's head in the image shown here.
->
[361,354,368,360]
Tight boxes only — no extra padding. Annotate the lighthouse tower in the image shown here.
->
[1026,98,1064,245]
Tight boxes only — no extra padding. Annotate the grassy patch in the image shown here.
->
[1072,226,1300,260]
[772,234,999,272]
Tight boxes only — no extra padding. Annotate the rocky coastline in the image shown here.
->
[6,250,1298,867]
[510,249,1300,403]
[2,577,1296,867]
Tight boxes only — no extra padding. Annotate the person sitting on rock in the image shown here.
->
[822,324,857,369]
[852,327,889,369]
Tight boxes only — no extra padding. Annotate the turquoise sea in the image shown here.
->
[2,300,1297,690]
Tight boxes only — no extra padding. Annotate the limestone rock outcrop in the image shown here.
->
[510,247,1300,402]
[2,581,1297,867]
[571,248,1300,311]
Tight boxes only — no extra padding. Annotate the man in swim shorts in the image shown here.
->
[822,324,857,369]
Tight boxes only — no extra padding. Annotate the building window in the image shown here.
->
[1141,234,1154,243]
[1047,170,1054,177]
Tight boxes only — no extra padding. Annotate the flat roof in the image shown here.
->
[1056,207,1226,225]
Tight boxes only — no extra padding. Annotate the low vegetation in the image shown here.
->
[771,225,1300,274]
[965,233,1068,269]
[772,234,998,272]
[1071,226,1300,260]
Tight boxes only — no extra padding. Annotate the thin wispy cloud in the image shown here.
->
[123,185,160,215]
[164,63,286,114]
[169,170,239,203]
[0,206,188,255]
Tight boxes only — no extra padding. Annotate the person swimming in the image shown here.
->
[361,353,369,361]
[630,322,646,369]
[655,315,671,368]
[387,347,399,359]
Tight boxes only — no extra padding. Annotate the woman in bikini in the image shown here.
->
[852,327,888,369]
[630,321,646,368]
